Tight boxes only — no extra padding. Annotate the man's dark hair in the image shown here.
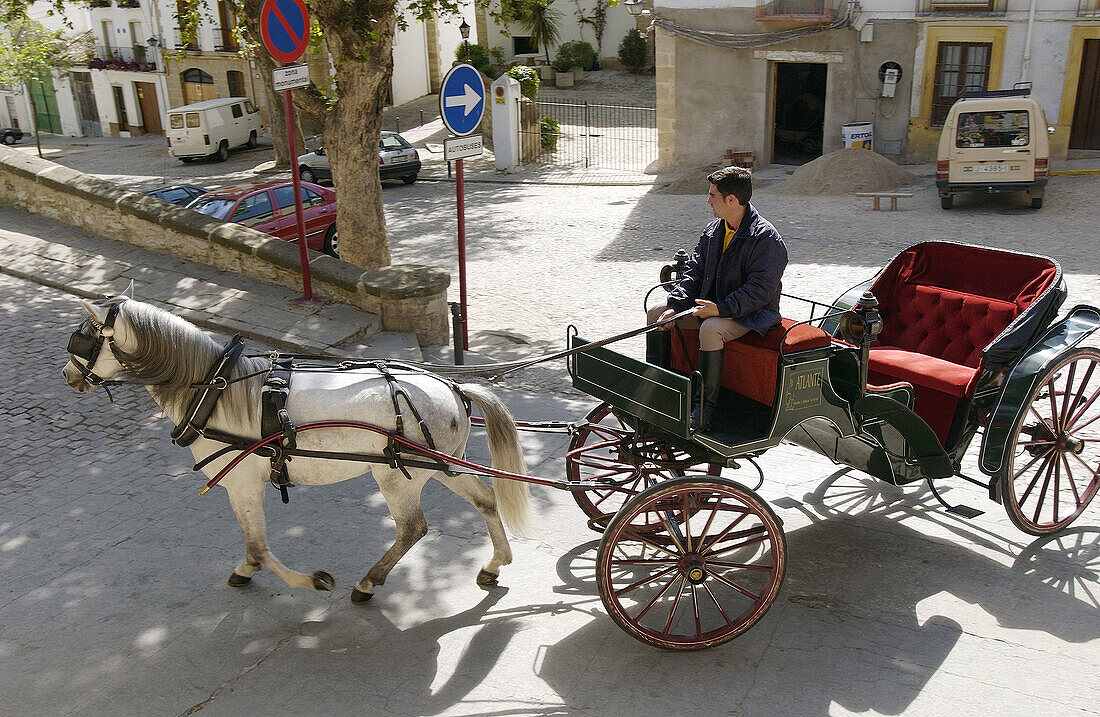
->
[707,165,752,206]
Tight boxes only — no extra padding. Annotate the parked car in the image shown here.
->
[2,127,24,145]
[165,97,263,163]
[936,84,1052,210]
[297,130,421,185]
[186,179,340,257]
[144,184,209,206]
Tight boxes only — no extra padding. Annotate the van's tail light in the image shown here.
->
[166,137,171,147]
[1035,158,1048,177]
[204,134,210,146]
[937,161,949,180]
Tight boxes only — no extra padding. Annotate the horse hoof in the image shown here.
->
[228,572,252,587]
[312,570,335,592]
[350,587,374,604]
[476,569,499,586]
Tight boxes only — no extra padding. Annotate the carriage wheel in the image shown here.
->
[596,476,787,650]
[567,403,717,533]
[999,348,1100,535]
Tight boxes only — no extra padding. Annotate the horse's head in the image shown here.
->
[63,294,136,392]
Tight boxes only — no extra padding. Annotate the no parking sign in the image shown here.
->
[260,0,310,64]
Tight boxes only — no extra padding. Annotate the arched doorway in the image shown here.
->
[181,68,214,105]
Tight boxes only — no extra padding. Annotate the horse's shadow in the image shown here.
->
[535,470,1100,716]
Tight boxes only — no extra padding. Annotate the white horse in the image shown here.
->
[62,294,529,602]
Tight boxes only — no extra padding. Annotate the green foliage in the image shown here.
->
[507,65,540,100]
[456,41,495,77]
[518,0,562,65]
[553,39,597,73]
[0,19,77,88]
[617,28,646,70]
[540,116,559,150]
[489,46,507,71]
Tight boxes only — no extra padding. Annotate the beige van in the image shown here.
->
[166,97,262,163]
[936,86,1052,210]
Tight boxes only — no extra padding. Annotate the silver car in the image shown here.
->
[297,130,421,185]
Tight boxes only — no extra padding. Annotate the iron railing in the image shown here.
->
[755,0,840,22]
[522,100,657,172]
[174,27,199,51]
[90,45,156,71]
[215,27,239,52]
[1080,0,1100,17]
[916,0,1006,17]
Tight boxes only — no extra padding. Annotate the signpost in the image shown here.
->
[439,63,485,355]
[260,0,320,305]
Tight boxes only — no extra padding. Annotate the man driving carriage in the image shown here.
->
[647,165,788,432]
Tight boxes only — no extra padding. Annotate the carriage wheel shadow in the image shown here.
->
[533,470,1100,715]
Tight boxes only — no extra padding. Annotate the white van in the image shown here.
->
[166,97,263,163]
[936,85,1052,210]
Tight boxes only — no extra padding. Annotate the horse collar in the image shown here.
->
[170,334,246,447]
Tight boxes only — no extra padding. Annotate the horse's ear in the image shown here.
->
[80,299,109,324]
[120,280,134,299]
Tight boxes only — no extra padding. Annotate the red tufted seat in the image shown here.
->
[670,318,831,407]
[867,243,1059,444]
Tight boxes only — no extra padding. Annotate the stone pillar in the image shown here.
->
[655,28,676,173]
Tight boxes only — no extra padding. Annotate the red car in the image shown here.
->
[187,179,340,257]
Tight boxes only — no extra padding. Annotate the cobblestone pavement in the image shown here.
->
[3,273,1098,716]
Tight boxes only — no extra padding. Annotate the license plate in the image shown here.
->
[389,156,407,165]
[965,163,1018,173]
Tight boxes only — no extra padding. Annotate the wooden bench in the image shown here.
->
[856,192,913,210]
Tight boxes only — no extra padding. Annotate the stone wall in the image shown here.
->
[0,146,450,345]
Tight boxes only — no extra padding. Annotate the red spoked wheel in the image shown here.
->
[567,403,716,533]
[1000,348,1100,535]
[596,476,787,650]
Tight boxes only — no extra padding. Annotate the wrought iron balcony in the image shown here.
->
[174,27,200,51]
[1080,0,1100,17]
[916,0,1006,17]
[755,0,840,22]
[117,0,140,8]
[89,45,157,72]
[215,27,240,52]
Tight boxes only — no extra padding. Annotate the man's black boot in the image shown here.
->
[646,330,671,369]
[691,349,724,433]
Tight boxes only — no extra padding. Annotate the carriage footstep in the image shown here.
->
[476,569,499,586]
[350,587,374,603]
[227,572,252,587]
[312,570,335,592]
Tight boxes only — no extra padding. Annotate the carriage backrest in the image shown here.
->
[870,242,1062,369]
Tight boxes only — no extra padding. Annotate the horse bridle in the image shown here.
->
[66,303,124,387]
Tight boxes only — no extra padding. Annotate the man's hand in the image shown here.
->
[693,299,720,319]
[656,308,677,329]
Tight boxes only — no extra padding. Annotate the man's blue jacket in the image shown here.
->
[666,203,787,336]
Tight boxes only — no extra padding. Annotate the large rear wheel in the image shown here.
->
[999,348,1100,535]
[596,476,787,650]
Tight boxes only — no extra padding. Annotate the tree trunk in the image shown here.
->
[237,0,296,169]
[27,88,42,158]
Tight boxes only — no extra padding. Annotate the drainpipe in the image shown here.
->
[1020,0,1037,85]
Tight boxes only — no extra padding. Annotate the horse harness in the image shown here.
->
[167,338,470,504]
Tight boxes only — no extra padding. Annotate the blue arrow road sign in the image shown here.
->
[439,64,485,137]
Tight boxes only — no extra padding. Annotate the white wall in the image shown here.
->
[483,0,642,65]
[390,19,430,106]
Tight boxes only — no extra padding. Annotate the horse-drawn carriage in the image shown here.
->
[63,241,1100,651]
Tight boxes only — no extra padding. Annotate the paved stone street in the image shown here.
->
[2,104,1099,714]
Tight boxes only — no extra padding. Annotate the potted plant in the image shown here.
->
[617,29,646,74]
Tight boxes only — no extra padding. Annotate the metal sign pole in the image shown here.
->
[284,88,318,306]
[456,156,469,351]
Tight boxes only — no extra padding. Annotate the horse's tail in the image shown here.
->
[460,383,530,533]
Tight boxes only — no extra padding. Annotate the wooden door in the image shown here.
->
[135,82,162,134]
[1070,39,1100,151]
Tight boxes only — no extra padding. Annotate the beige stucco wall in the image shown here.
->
[656,11,920,171]
[0,147,450,345]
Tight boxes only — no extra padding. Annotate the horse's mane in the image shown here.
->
[115,300,264,426]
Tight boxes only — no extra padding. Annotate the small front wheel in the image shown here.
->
[323,224,339,258]
[2,133,16,145]
[999,348,1100,535]
[402,174,418,185]
[216,141,230,162]
[246,131,257,149]
[596,476,787,650]
[300,166,316,184]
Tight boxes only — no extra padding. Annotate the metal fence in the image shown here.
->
[522,100,657,172]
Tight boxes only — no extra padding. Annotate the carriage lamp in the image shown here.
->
[853,291,882,396]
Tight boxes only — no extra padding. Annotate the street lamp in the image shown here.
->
[459,19,470,63]
[624,0,643,16]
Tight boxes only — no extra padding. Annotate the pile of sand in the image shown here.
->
[775,148,920,196]
[653,165,716,195]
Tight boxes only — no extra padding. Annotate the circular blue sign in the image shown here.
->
[260,0,310,64]
[439,64,485,136]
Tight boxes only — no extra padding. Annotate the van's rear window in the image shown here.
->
[169,114,183,129]
[185,112,201,128]
[956,111,1029,148]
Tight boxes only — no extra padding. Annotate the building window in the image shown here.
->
[512,36,537,56]
[227,70,246,97]
[931,41,991,125]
